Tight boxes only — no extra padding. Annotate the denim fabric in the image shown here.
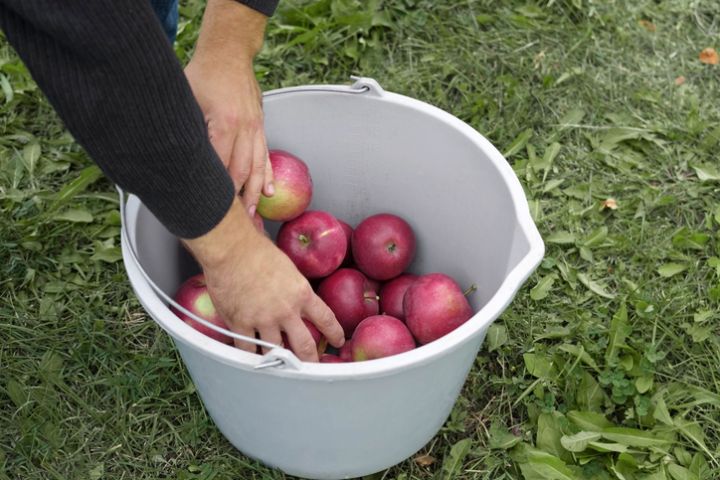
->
[149,0,179,43]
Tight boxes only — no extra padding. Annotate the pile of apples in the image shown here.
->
[173,150,474,363]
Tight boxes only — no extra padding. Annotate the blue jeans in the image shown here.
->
[150,0,180,44]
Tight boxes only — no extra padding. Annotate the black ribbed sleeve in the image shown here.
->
[237,0,279,16]
[0,0,238,238]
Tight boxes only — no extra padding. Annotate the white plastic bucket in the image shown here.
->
[120,77,544,479]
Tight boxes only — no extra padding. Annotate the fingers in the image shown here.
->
[303,294,345,348]
[257,327,283,355]
[232,325,258,353]
[239,131,269,214]
[262,149,274,197]
[282,317,320,363]
[228,132,254,196]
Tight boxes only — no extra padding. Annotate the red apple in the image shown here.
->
[317,268,379,338]
[320,354,344,363]
[172,273,232,344]
[339,220,354,266]
[352,213,416,280]
[379,273,418,321]
[404,273,473,345]
[257,150,313,221]
[277,211,348,278]
[351,315,416,361]
[339,339,354,362]
[366,277,381,295]
[281,318,327,356]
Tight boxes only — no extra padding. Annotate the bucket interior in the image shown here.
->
[133,89,531,319]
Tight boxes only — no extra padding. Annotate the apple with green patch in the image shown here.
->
[172,273,232,344]
[257,150,313,221]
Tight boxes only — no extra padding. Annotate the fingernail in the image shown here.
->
[248,205,256,217]
[266,182,275,196]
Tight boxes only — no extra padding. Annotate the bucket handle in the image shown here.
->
[117,186,303,371]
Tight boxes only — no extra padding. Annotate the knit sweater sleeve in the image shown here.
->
[236,0,279,17]
[0,0,236,239]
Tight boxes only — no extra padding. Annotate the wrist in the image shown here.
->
[193,0,268,68]
[182,197,258,269]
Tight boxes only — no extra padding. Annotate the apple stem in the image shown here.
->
[463,284,478,297]
[298,234,310,246]
[364,294,380,301]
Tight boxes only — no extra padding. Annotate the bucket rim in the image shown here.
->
[120,81,544,379]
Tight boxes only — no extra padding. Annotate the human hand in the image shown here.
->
[182,198,345,362]
[184,0,273,216]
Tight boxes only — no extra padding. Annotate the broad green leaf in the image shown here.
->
[559,108,586,127]
[672,228,710,250]
[539,142,561,181]
[581,226,608,248]
[606,303,629,364]
[577,371,605,411]
[635,376,653,393]
[567,411,612,432]
[89,463,105,480]
[693,311,713,323]
[537,412,571,462]
[668,464,698,480]
[54,208,94,223]
[546,232,576,245]
[685,323,712,343]
[531,274,557,301]
[714,205,720,225]
[689,453,711,480]
[657,263,687,278]
[535,326,571,341]
[6,379,26,408]
[708,257,720,277]
[0,72,12,103]
[504,128,533,158]
[524,448,578,480]
[639,468,668,480]
[90,246,122,263]
[560,431,600,452]
[488,421,521,450]
[577,273,615,299]
[46,165,102,214]
[599,127,645,151]
[600,427,671,448]
[542,178,565,193]
[673,418,712,461]
[558,344,600,372]
[691,163,720,181]
[653,396,673,426]
[441,438,472,479]
[587,441,628,453]
[22,142,40,176]
[524,353,556,379]
[486,324,508,352]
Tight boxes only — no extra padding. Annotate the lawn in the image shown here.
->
[1,0,719,478]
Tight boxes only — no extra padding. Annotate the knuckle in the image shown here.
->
[294,338,317,357]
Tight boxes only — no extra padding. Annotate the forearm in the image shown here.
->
[0,0,234,238]
[193,0,269,68]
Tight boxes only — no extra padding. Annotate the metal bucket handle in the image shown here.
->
[117,186,305,370]
[118,76,382,371]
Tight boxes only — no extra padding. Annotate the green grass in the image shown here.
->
[2,0,720,478]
